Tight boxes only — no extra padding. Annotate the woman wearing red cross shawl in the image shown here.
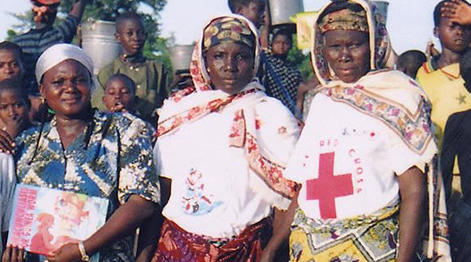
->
[271,1,452,262]
[151,14,300,261]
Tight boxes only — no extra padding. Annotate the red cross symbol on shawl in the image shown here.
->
[306,152,354,219]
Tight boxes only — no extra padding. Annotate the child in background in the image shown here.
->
[396,50,427,79]
[0,79,32,256]
[416,1,471,205]
[416,0,471,149]
[228,0,303,117]
[14,0,88,94]
[93,12,169,124]
[102,73,137,114]
[0,80,32,138]
[0,42,24,83]
[102,73,155,149]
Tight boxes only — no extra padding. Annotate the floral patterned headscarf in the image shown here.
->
[318,6,369,34]
[190,14,261,92]
[312,0,392,85]
[203,17,256,52]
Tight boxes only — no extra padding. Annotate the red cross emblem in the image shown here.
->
[306,152,354,219]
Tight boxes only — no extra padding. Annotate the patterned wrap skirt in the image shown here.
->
[289,203,399,262]
[152,217,272,262]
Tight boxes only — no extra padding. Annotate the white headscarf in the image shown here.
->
[35,43,94,85]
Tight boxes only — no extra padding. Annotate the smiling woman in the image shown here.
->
[40,59,92,123]
[2,44,160,262]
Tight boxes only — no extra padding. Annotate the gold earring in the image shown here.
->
[40,96,46,104]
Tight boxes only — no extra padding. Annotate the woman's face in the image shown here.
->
[40,59,92,118]
[322,30,371,83]
[205,42,255,94]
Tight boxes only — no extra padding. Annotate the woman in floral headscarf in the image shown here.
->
[269,0,452,262]
[151,14,300,261]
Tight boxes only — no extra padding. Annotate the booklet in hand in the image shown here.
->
[7,184,108,261]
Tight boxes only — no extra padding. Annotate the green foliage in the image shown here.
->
[5,30,18,42]
[286,35,313,80]
[59,0,166,21]
[5,0,172,72]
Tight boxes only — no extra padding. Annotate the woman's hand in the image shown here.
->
[2,246,25,262]
[46,242,81,262]
[442,0,471,25]
[73,195,157,259]
[2,115,26,139]
[0,128,15,154]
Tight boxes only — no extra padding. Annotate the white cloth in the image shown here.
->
[155,88,299,238]
[0,153,16,254]
[35,43,94,84]
[285,89,436,220]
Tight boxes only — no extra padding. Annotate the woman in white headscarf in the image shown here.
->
[2,43,160,262]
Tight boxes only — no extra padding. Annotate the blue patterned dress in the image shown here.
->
[15,110,160,262]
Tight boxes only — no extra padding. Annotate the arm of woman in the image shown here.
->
[261,188,299,262]
[46,195,157,262]
[135,177,171,262]
[49,115,160,262]
[0,129,15,154]
[396,166,425,262]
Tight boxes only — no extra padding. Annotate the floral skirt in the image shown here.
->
[152,217,272,262]
[289,204,399,262]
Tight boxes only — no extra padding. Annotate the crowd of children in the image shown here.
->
[0,0,471,261]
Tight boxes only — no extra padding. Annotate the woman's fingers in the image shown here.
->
[0,129,15,154]
[2,246,25,262]
[2,246,11,262]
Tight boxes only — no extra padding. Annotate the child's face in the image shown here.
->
[435,17,471,53]
[32,3,58,25]
[272,34,291,58]
[115,18,147,56]
[238,0,265,28]
[0,49,24,82]
[102,78,136,113]
[0,89,28,130]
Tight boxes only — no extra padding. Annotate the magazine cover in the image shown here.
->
[7,184,109,261]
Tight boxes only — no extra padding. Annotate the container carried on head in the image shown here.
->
[371,0,389,26]
[269,0,304,27]
[169,44,195,75]
[81,18,122,75]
